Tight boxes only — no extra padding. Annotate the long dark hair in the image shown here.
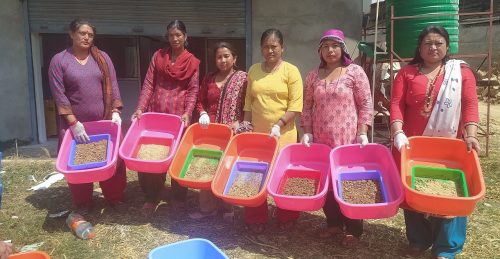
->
[165,20,188,47]
[409,25,450,65]
[213,41,239,69]
[260,28,284,46]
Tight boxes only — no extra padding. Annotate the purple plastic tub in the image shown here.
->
[223,161,269,195]
[337,170,388,204]
[67,134,112,170]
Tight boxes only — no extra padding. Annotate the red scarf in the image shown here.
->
[155,48,200,81]
[90,46,113,120]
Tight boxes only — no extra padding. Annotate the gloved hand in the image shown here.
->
[199,111,210,128]
[357,134,369,147]
[301,133,313,147]
[393,131,409,151]
[269,124,281,138]
[111,112,121,125]
[70,121,90,143]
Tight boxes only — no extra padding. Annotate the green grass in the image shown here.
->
[0,136,499,258]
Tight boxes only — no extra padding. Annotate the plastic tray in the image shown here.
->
[223,161,269,196]
[211,133,278,207]
[401,137,484,216]
[337,170,388,204]
[56,120,121,184]
[67,134,111,170]
[330,143,404,219]
[267,143,331,211]
[119,112,184,173]
[411,166,468,197]
[169,123,232,189]
[149,238,228,259]
[8,251,51,259]
[180,148,223,179]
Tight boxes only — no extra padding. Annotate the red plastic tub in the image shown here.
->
[169,123,233,189]
[211,133,279,207]
[56,120,121,184]
[119,113,184,173]
[330,143,404,219]
[267,143,331,211]
[401,136,485,216]
[9,251,51,259]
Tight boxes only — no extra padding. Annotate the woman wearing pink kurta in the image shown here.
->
[300,29,373,246]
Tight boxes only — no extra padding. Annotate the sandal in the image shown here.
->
[341,234,360,247]
[246,223,265,234]
[141,202,157,217]
[318,226,343,239]
[402,245,428,258]
[188,210,217,220]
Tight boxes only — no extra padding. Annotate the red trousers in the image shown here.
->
[244,202,300,224]
[68,159,127,208]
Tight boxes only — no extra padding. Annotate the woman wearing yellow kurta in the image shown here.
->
[238,28,303,233]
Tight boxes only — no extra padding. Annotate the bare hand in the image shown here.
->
[131,109,142,121]
[0,241,13,259]
[465,136,481,154]
[181,113,190,127]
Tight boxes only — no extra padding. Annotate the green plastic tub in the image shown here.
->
[179,148,223,179]
[411,166,468,197]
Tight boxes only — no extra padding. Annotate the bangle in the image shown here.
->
[279,118,287,126]
[200,111,207,116]
[68,120,78,126]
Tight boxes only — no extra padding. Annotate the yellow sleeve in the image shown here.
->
[286,63,303,112]
[243,64,256,112]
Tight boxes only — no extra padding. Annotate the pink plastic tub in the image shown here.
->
[119,113,184,173]
[56,120,121,184]
[330,143,404,219]
[267,143,331,211]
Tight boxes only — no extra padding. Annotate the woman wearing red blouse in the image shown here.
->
[132,20,200,216]
[191,41,247,219]
[390,26,479,259]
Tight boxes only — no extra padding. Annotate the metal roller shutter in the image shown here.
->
[28,0,245,37]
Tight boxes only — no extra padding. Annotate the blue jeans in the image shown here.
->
[404,209,467,258]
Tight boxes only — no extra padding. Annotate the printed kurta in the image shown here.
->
[301,64,373,148]
[244,62,303,147]
[390,64,479,138]
[48,48,122,124]
[137,50,199,116]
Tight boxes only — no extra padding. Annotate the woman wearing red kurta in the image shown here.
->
[390,26,479,259]
[132,20,200,216]
[191,41,247,219]
[49,19,126,211]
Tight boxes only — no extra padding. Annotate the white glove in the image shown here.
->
[111,112,122,125]
[270,124,281,138]
[199,112,210,128]
[70,121,90,143]
[357,134,369,147]
[394,132,409,151]
[301,133,313,147]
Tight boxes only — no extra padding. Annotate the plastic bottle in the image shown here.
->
[66,212,95,239]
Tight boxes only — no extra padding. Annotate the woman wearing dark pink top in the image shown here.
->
[132,20,200,216]
[390,26,479,259]
[48,18,126,210]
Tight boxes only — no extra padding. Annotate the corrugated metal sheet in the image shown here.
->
[28,0,245,37]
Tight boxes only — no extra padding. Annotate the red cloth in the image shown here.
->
[68,159,126,208]
[244,203,300,224]
[390,64,479,137]
[155,48,200,81]
[195,74,221,121]
[137,50,199,116]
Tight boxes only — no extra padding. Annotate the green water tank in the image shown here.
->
[386,0,459,59]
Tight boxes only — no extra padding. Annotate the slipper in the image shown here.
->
[402,245,428,258]
[188,210,217,220]
[318,226,343,239]
[341,234,360,247]
[141,202,157,217]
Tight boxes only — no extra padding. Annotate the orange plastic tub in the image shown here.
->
[211,133,279,207]
[169,123,233,189]
[9,251,51,259]
[401,136,485,216]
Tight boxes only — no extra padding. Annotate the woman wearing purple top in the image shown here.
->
[48,19,126,210]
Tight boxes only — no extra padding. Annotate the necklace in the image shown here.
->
[419,64,443,117]
[262,60,282,73]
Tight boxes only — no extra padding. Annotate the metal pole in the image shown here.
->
[370,0,381,142]
[389,5,395,140]
[485,0,493,156]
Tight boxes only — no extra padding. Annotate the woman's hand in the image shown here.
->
[230,121,240,134]
[236,121,253,134]
[198,111,210,128]
[357,134,369,147]
[393,131,409,151]
[181,113,191,127]
[131,109,142,121]
[301,133,313,147]
[465,136,481,153]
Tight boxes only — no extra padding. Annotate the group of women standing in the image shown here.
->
[48,17,479,258]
